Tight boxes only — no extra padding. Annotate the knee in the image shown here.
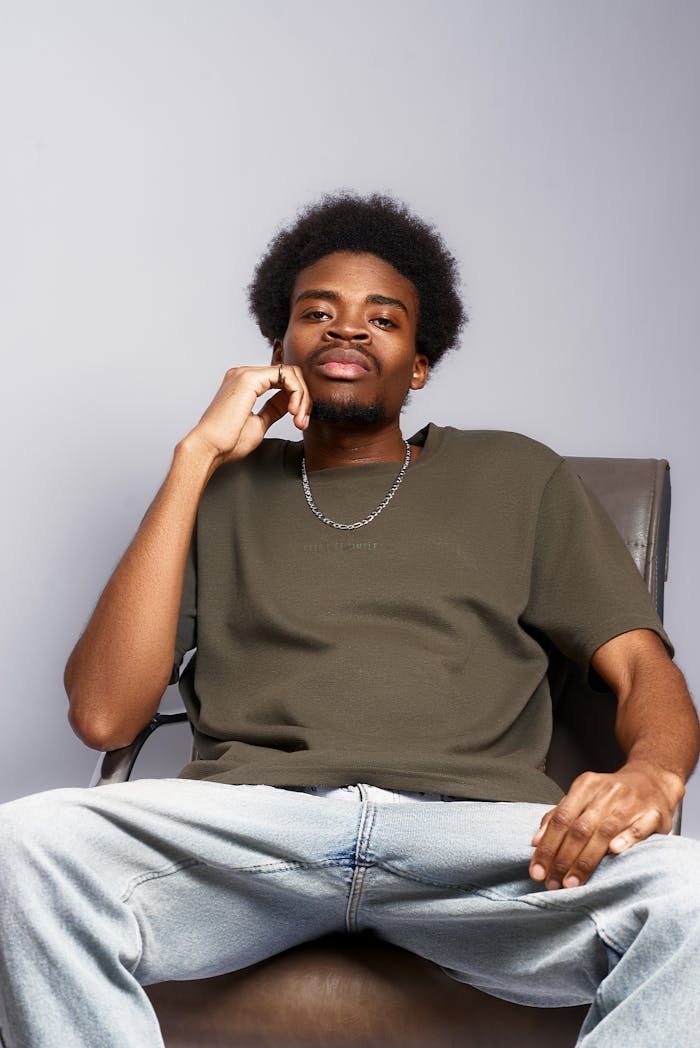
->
[635,834,700,918]
[0,788,91,887]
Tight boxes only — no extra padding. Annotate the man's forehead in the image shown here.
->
[291,251,419,308]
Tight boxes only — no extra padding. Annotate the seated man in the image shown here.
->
[1,193,698,1047]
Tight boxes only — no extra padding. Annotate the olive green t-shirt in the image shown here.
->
[172,424,673,804]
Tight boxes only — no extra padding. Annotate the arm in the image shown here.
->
[529,628,700,890]
[64,365,311,751]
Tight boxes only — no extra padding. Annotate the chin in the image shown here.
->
[310,399,387,425]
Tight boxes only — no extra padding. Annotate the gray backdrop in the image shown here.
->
[2,0,699,837]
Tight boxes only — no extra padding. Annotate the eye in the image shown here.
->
[371,316,396,329]
[302,309,331,321]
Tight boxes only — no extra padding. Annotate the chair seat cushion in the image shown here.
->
[145,934,587,1047]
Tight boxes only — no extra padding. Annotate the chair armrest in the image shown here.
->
[89,711,189,787]
[671,803,683,836]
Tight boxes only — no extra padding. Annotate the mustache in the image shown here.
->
[305,342,381,375]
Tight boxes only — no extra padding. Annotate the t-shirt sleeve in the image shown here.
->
[169,537,197,685]
[521,458,674,687]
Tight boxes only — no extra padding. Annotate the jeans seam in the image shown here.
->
[121,858,205,903]
[345,791,377,932]
[120,857,353,904]
[376,859,627,956]
[375,859,502,898]
[524,897,626,958]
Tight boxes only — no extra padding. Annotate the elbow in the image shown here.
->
[67,701,128,752]
[64,660,107,749]
[64,652,169,751]
[67,691,151,752]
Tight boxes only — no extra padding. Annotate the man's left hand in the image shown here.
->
[528,760,684,890]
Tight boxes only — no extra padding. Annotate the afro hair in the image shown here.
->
[247,192,467,368]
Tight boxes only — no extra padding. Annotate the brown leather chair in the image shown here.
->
[93,456,675,1047]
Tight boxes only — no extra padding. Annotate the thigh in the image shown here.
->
[0,779,360,984]
[359,799,615,1008]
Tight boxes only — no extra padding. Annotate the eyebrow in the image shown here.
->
[293,289,409,315]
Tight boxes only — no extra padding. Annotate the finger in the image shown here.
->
[552,811,626,889]
[536,801,632,889]
[531,810,554,846]
[561,808,663,888]
[529,799,588,883]
[257,375,311,434]
[529,775,608,884]
[557,831,611,889]
[280,365,311,428]
[256,389,293,431]
[250,366,309,431]
[608,807,663,854]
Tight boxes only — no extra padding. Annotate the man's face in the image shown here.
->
[273,251,428,425]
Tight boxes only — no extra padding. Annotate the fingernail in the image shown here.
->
[531,863,546,880]
[546,880,561,891]
[563,875,580,889]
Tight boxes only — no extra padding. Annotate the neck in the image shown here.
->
[302,421,408,471]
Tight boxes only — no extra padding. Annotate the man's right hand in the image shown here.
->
[185,364,311,473]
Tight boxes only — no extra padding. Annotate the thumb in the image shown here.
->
[256,389,292,431]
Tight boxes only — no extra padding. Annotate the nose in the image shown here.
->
[325,310,370,342]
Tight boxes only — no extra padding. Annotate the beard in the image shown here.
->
[310,398,387,425]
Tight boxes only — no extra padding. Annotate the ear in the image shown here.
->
[410,353,429,390]
[271,339,283,365]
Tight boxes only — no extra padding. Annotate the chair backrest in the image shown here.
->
[545,457,671,795]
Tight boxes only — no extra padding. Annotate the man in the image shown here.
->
[1,193,698,1047]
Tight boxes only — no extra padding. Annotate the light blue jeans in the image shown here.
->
[0,778,698,1047]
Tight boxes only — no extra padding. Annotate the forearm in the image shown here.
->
[64,436,216,750]
[615,655,700,786]
[531,631,699,889]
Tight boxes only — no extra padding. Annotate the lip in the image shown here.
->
[313,348,373,380]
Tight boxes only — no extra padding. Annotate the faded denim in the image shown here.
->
[0,778,698,1047]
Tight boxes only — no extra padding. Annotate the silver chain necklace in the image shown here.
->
[301,440,412,531]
